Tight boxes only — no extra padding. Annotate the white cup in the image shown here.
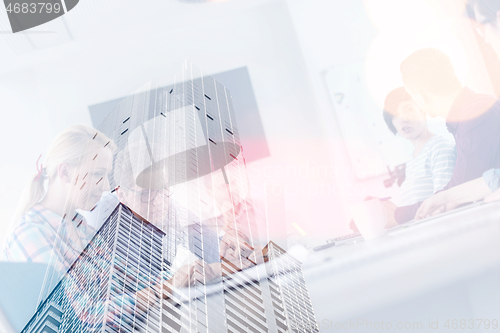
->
[350,199,388,240]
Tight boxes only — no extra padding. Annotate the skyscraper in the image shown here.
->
[264,242,320,333]
[22,204,165,333]
[22,204,319,333]
[26,63,319,332]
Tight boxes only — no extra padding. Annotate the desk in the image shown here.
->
[303,202,500,332]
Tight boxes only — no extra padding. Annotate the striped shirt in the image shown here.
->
[400,135,457,205]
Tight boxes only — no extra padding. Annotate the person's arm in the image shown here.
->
[415,177,492,219]
[416,168,500,219]
[394,202,421,224]
[485,189,500,202]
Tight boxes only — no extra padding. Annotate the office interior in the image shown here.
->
[0,0,499,332]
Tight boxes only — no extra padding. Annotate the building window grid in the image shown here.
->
[223,279,264,305]
[224,290,266,317]
[224,296,267,324]
[226,311,266,333]
[127,223,161,331]
[224,285,266,313]
[116,215,137,331]
[266,250,320,333]
[229,312,267,333]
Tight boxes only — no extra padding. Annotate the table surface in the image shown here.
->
[302,201,500,322]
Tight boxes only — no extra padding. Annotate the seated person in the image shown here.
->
[1,125,127,328]
[2,126,198,329]
[3,125,115,272]
[380,47,500,224]
[383,87,456,205]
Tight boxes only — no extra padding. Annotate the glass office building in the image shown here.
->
[22,204,165,333]
[264,242,319,333]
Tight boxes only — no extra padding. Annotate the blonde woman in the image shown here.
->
[0,125,137,328]
[3,125,116,272]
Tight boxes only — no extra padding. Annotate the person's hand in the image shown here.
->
[415,191,458,220]
[485,188,500,203]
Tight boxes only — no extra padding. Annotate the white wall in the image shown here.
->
[285,0,401,236]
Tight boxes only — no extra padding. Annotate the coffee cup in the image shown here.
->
[350,199,388,240]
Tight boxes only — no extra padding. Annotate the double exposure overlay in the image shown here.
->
[18,64,319,332]
[1,1,500,332]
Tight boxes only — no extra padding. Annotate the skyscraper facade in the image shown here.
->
[264,242,320,333]
[22,204,165,333]
[23,204,319,333]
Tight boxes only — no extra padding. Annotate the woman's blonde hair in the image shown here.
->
[14,125,116,221]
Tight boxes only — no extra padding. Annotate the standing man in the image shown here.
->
[414,0,500,218]
[384,47,500,224]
